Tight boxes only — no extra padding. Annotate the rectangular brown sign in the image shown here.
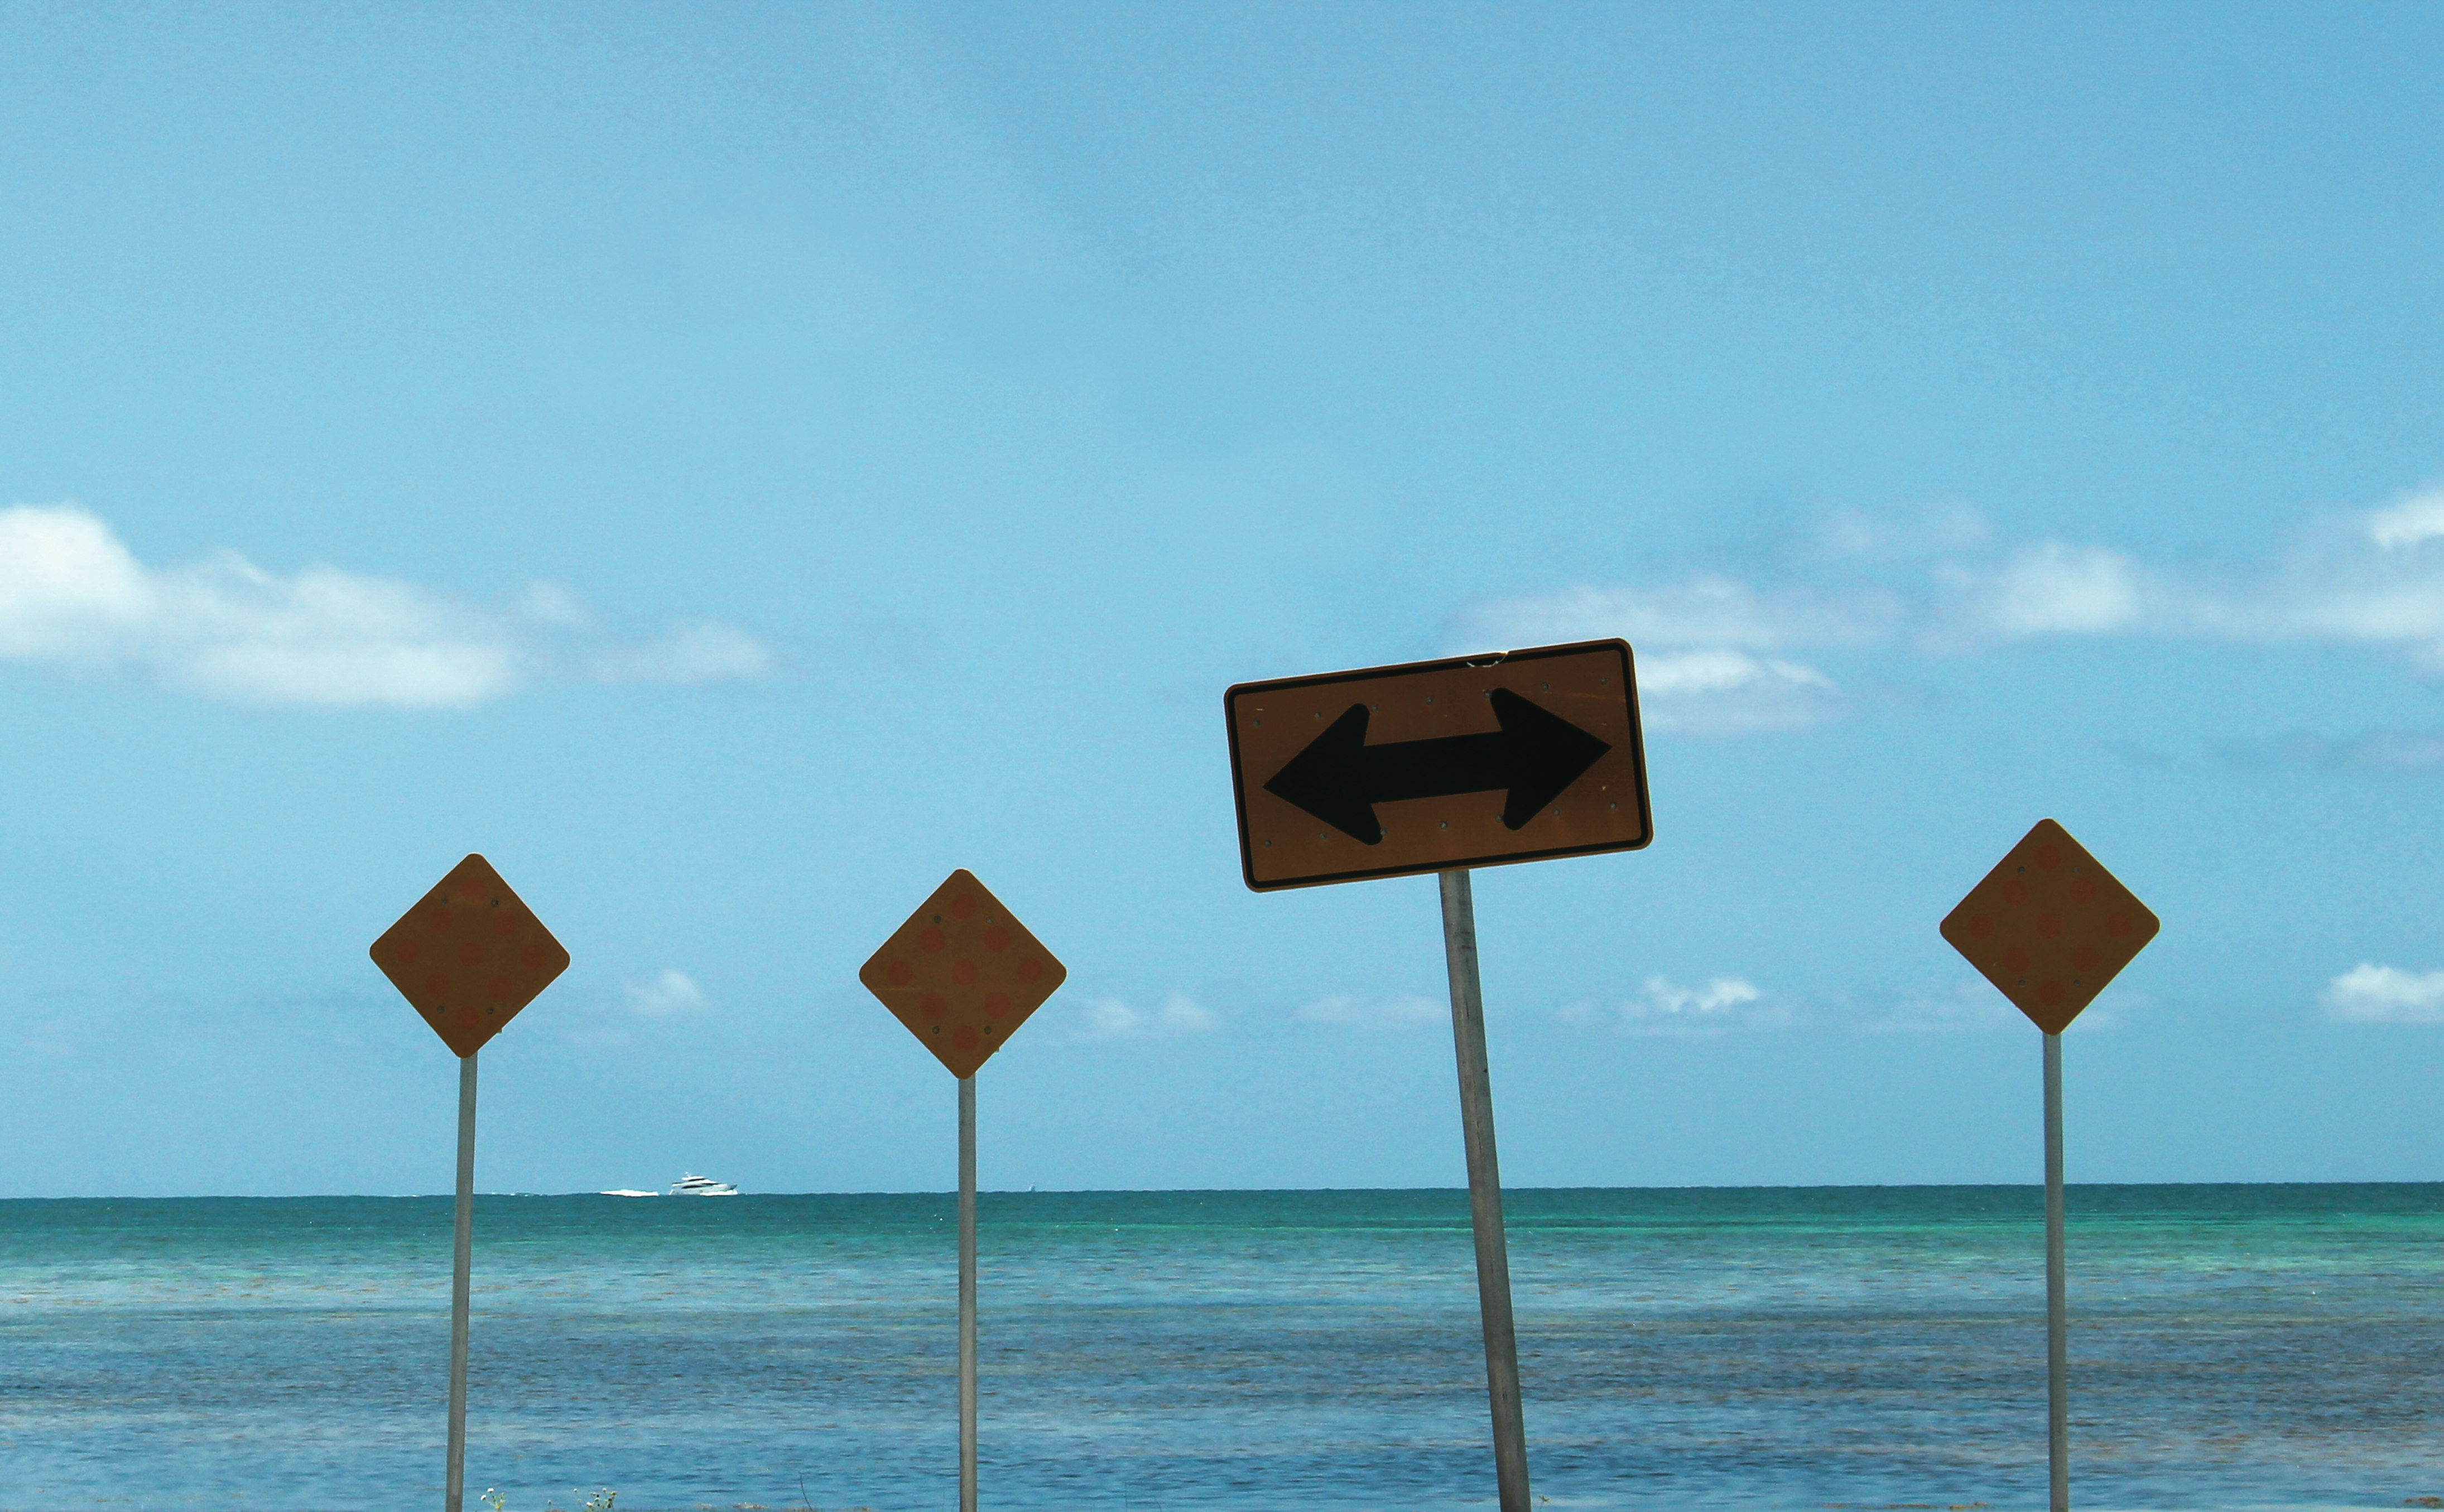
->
[1225,639,1652,890]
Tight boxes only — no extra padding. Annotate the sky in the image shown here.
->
[4,3,2443,1198]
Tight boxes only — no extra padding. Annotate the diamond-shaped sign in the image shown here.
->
[1941,818,2159,1034]
[370,854,570,1058]
[860,870,1066,1079]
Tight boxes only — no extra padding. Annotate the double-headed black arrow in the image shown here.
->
[1263,688,1611,845]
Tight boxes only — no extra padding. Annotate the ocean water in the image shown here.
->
[4,1185,2442,1512]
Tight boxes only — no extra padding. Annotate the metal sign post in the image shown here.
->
[1939,818,2159,1512]
[1439,869,1529,1512]
[2043,1032,2067,1512]
[959,1075,979,1512]
[858,870,1067,1512]
[1224,642,1653,1510]
[369,854,570,1512]
[446,1052,479,1512]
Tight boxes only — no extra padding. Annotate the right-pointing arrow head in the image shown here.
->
[1489,687,1611,829]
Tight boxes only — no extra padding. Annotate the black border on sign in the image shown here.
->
[1223,638,1653,892]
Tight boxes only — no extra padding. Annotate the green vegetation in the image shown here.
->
[478,1487,614,1512]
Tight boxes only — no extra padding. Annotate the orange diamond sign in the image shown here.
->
[860,870,1067,1079]
[1941,818,2159,1034]
[370,854,571,1058]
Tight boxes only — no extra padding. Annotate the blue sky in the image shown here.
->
[5,3,2443,1197]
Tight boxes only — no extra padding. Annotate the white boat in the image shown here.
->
[599,1189,659,1198]
[668,1173,739,1197]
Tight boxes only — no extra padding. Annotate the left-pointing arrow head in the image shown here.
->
[1263,704,1385,842]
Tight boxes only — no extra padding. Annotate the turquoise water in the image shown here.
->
[4,1186,2442,1511]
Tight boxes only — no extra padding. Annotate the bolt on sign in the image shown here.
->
[1940,818,2160,1034]
[1224,639,1652,891]
[860,869,1067,1078]
[370,853,571,1057]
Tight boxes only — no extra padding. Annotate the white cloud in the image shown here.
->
[623,969,709,1018]
[1297,993,1442,1028]
[1447,483,2444,738]
[1076,992,1218,1041]
[1455,576,1894,734]
[1566,974,1783,1034]
[0,505,515,707]
[516,580,595,629]
[1856,984,2021,1034]
[2262,516,2444,663]
[1936,488,2444,664]
[1637,974,1764,1017]
[2366,484,2444,551]
[1462,576,1897,653]
[0,503,771,707]
[1634,650,1842,735]
[592,622,775,685]
[1949,542,2148,638]
[0,505,151,659]
[2322,963,2444,1024]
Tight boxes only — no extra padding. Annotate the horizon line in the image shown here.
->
[6,1177,2438,1202]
